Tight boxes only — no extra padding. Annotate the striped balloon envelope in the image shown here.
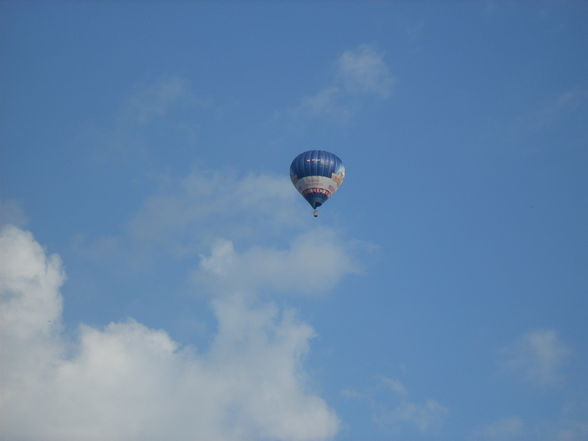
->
[289,150,345,217]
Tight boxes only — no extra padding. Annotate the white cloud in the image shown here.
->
[470,416,525,441]
[298,44,394,118]
[194,228,359,296]
[0,226,64,381]
[0,226,340,441]
[499,329,571,387]
[336,45,394,99]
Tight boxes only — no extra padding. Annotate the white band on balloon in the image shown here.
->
[295,176,341,197]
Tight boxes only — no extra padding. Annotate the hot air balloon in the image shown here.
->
[290,150,345,217]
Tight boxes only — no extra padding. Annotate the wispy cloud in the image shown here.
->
[336,44,394,99]
[128,169,303,257]
[470,416,588,441]
[78,75,214,165]
[73,168,305,267]
[122,75,193,125]
[380,399,449,432]
[344,376,448,433]
[297,44,394,119]
[380,376,408,397]
[498,329,571,387]
[554,420,588,441]
[299,87,351,120]
[0,225,341,441]
[376,377,448,432]
[518,86,588,142]
[470,416,525,441]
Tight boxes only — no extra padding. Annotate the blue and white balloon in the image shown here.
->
[290,150,345,216]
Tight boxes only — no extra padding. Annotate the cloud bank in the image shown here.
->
[0,225,342,441]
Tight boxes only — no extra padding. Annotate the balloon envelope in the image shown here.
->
[290,150,345,209]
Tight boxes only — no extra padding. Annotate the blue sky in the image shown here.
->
[1,2,587,440]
